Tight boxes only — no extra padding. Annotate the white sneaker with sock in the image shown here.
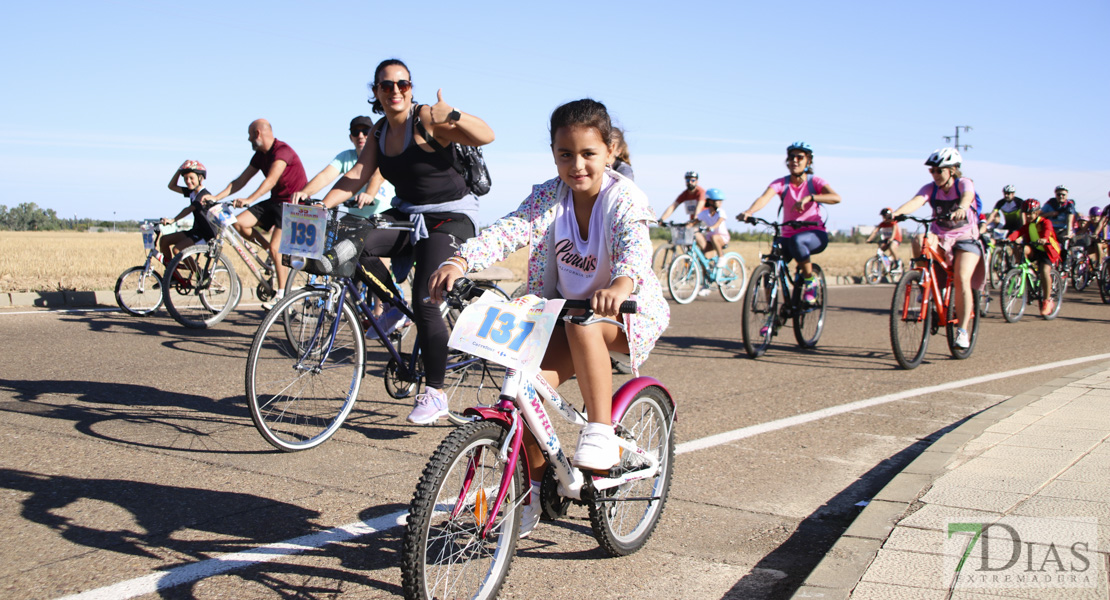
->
[261,291,285,311]
[572,422,619,471]
[518,480,542,538]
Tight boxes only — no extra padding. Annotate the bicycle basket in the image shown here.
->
[283,211,373,277]
[670,225,695,246]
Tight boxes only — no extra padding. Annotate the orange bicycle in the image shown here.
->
[889,215,982,369]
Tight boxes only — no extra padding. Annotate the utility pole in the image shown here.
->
[943,125,972,152]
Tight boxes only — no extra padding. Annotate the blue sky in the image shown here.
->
[1,0,1107,231]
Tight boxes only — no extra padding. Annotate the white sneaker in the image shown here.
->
[519,481,542,538]
[406,388,448,424]
[261,292,285,311]
[697,288,711,297]
[572,423,619,471]
[954,328,970,349]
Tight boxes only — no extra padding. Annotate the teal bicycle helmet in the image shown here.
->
[706,188,725,201]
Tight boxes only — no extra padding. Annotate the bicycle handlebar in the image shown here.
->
[445,278,637,317]
[741,216,819,229]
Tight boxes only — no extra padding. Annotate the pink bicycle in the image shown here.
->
[400,280,677,599]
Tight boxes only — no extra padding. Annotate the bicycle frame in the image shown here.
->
[463,366,671,539]
[214,225,273,289]
[898,236,957,327]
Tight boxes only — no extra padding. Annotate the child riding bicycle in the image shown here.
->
[160,160,217,260]
[1006,198,1060,316]
[865,207,904,270]
[429,98,669,537]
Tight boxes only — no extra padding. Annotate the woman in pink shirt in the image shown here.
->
[739,142,841,302]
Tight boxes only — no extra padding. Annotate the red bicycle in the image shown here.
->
[889,215,983,369]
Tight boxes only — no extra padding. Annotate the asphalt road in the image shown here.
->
[2,283,1109,600]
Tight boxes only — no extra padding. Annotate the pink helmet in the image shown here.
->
[179,160,207,178]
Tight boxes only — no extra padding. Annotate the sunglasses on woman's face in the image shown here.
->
[929,167,947,174]
[376,79,412,93]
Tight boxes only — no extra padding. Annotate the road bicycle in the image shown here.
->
[244,214,509,452]
[739,217,827,358]
[650,222,693,280]
[863,241,904,284]
[888,215,982,369]
[161,201,279,328]
[999,253,1065,323]
[400,280,675,600]
[662,222,747,304]
[114,221,165,316]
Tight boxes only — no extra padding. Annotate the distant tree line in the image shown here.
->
[0,203,139,231]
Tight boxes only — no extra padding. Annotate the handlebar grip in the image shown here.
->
[619,300,638,314]
[562,299,638,314]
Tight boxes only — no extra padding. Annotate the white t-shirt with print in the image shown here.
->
[696,207,728,236]
[552,184,614,300]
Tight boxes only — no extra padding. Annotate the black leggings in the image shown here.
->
[359,228,462,389]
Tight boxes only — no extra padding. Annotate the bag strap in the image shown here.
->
[412,104,465,177]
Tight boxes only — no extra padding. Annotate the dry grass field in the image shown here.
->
[0,231,879,292]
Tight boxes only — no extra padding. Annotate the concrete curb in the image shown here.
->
[790,361,1110,600]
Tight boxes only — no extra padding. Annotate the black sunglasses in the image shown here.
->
[350,127,370,136]
[375,79,412,93]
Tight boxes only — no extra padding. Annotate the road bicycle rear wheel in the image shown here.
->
[651,243,675,281]
[793,264,827,349]
[716,252,747,302]
[1000,269,1027,323]
[588,385,674,557]
[163,244,241,329]
[946,288,981,359]
[115,265,164,316]
[1044,267,1065,320]
[667,253,700,304]
[245,288,365,451]
[401,420,523,600]
[741,263,778,359]
[889,270,932,370]
[1100,261,1110,304]
[864,256,883,284]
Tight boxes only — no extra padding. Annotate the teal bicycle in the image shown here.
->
[999,253,1065,322]
[662,222,747,304]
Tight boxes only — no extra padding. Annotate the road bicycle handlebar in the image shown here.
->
[741,216,819,229]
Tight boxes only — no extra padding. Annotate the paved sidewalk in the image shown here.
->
[795,362,1110,600]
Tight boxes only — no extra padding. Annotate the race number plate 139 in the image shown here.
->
[279,204,327,259]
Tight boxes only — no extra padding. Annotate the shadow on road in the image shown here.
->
[720,415,974,599]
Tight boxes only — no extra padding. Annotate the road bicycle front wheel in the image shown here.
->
[863,256,883,284]
[793,264,827,349]
[999,268,1028,323]
[946,288,981,360]
[717,252,747,302]
[889,270,932,370]
[115,265,164,316]
[1045,267,1065,320]
[667,253,700,304]
[401,420,523,600]
[163,245,241,329]
[245,288,365,451]
[588,385,674,557]
[741,263,778,359]
[651,243,674,281]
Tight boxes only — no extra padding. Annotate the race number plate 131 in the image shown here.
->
[448,293,566,375]
[279,204,327,259]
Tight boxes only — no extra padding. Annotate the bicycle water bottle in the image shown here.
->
[317,238,357,274]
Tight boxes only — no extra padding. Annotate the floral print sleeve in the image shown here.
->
[457,193,536,273]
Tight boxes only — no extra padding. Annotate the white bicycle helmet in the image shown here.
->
[1003,184,1016,194]
[924,148,962,168]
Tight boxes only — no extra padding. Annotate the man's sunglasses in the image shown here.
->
[350,127,371,136]
[375,79,412,93]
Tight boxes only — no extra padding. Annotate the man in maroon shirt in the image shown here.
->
[208,119,308,307]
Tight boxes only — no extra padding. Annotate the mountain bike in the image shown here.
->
[244,214,508,452]
[662,222,746,304]
[651,222,694,280]
[739,217,827,358]
[889,215,982,369]
[162,201,280,328]
[114,221,165,316]
[999,253,1065,322]
[863,242,903,284]
[400,280,675,600]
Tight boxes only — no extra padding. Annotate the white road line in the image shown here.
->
[55,352,1110,600]
[676,352,1110,454]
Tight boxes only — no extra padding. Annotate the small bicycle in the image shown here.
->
[863,241,904,285]
[244,212,508,452]
[889,215,982,369]
[999,254,1065,322]
[400,280,676,600]
[1068,243,1094,292]
[987,235,1020,290]
[739,217,828,358]
[114,221,165,316]
[161,200,278,328]
[650,221,693,281]
[661,222,747,304]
